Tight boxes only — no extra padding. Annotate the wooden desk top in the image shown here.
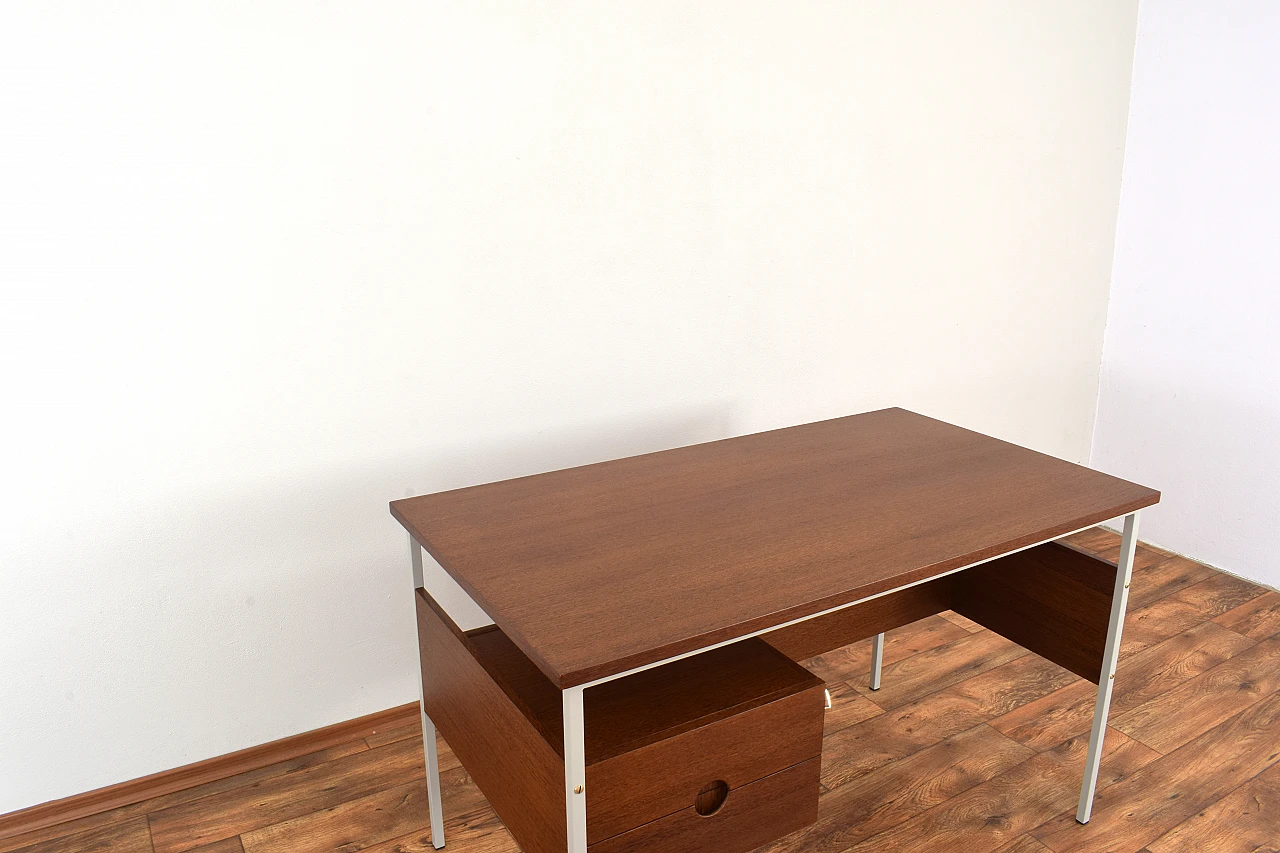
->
[391,408,1159,688]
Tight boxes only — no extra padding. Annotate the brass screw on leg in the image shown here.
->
[574,785,584,794]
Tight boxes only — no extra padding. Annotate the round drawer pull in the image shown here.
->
[695,780,729,816]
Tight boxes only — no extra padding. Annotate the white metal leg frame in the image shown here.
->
[1076,511,1140,824]
[563,688,588,852]
[410,517,1138,851]
[869,633,885,690]
[410,536,447,849]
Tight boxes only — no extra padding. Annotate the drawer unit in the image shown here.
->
[416,587,824,853]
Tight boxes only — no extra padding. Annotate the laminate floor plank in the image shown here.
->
[1110,635,1280,754]
[990,620,1256,751]
[1215,590,1280,641]
[1173,572,1270,618]
[1121,592,1217,655]
[848,630,1031,709]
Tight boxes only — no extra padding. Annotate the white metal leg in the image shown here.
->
[410,533,426,589]
[411,534,446,848]
[1076,512,1140,824]
[421,707,446,848]
[870,632,885,690]
[563,687,588,853]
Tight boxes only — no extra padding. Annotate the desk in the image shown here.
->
[391,408,1159,852]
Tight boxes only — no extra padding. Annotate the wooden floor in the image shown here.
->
[6,529,1280,853]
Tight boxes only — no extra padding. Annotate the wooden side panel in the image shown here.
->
[415,589,566,853]
[585,683,824,844]
[588,758,820,853]
[764,577,954,661]
[952,542,1117,683]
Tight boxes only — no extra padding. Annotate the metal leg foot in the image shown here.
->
[870,632,885,690]
[1076,512,1139,824]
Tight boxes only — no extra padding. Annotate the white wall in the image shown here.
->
[1092,0,1280,588]
[0,1,1138,812]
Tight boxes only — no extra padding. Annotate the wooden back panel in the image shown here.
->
[951,542,1117,683]
[415,589,566,853]
[763,577,955,661]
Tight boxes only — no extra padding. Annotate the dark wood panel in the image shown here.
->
[588,760,820,853]
[414,589,566,853]
[1144,758,1280,853]
[1111,636,1280,754]
[989,620,1256,751]
[757,723,1033,852]
[819,681,883,735]
[239,780,429,853]
[146,734,428,853]
[1,817,153,853]
[853,630,1032,710]
[586,683,824,844]
[834,730,1158,853]
[391,408,1159,687]
[186,841,245,853]
[1214,589,1280,640]
[1032,689,1280,853]
[763,577,954,661]
[818,653,1078,790]
[464,622,824,843]
[953,542,1117,683]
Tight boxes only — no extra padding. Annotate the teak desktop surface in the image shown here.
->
[390,407,1159,689]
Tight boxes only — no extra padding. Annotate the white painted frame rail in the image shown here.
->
[1076,511,1140,824]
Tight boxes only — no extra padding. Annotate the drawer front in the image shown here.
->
[585,683,824,844]
[588,758,820,853]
